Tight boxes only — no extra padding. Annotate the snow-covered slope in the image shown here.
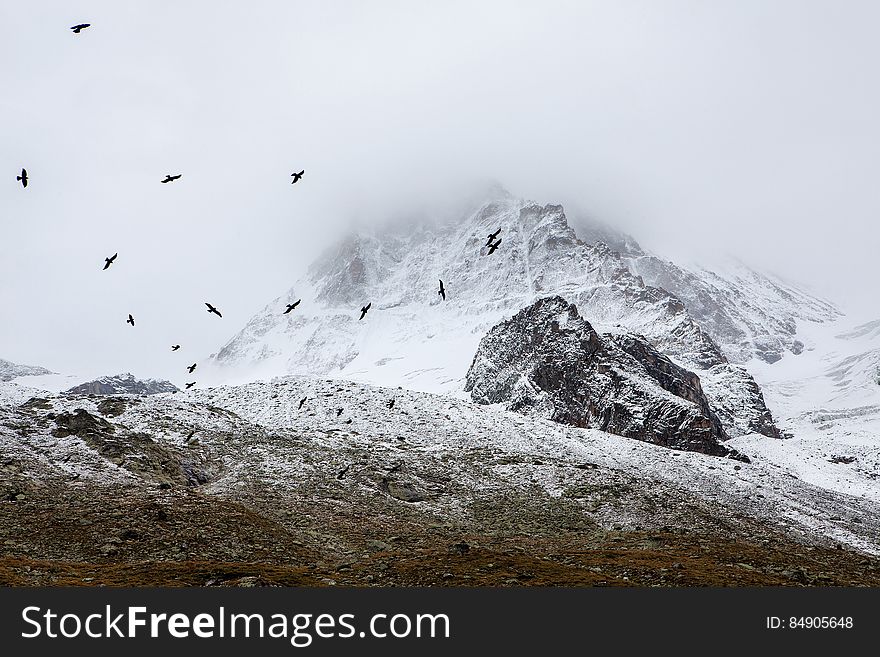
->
[0,382,45,407]
[464,295,737,457]
[209,194,724,382]
[731,315,880,500]
[0,358,54,382]
[205,191,784,438]
[180,376,878,552]
[625,254,841,364]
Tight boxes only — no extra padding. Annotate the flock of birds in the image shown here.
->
[14,22,506,393]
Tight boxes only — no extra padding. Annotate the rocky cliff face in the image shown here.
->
[65,373,178,396]
[465,296,741,458]
[625,255,840,365]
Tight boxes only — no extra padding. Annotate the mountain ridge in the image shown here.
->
[204,189,837,441]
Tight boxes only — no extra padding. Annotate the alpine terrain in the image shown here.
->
[2,187,879,586]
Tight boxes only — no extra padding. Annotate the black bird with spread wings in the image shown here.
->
[359,303,371,320]
[187,363,197,374]
[205,303,222,317]
[171,345,181,351]
[486,238,501,256]
[298,397,307,409]
[283,299,301,314]
[438,279,446,301]
[486,228,501,246]
[103,253,117,270]
[290,170,304,184]
[161,174,181,184]
[126,314,135,327]
[70,24,91,34]
[16,168,27,188]
[185,382,196,390]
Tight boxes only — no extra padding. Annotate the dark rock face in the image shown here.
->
[53,408,217,486]
[52,408,115,438]
[65,373,178,396]
[465,296,743,459]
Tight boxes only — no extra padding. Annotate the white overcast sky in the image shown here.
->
[2,1,878,381]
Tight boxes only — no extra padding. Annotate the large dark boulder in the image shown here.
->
[465,296,744,459]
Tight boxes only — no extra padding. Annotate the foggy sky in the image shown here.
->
[2,1,878,382]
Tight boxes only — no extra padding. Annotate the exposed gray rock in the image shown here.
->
[621,251,840,364]
[65,373,178,396]
[52,408,115,438]
[700,364,781,439]
[0,358,54,382]
[465,296,741,458]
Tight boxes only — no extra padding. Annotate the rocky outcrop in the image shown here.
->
[700,364,781,439]
[0,358,54,382]
[52,408,216,486]
[52,408,115,439]
[65,373,178,396]
[465,296,743,458]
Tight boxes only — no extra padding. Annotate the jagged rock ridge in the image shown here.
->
[465,296,741,458]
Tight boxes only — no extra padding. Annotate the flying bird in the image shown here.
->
[16,168,27,188]
[102,253,117,270]
[298,397,307,409]
[283,300,301,314]
[185,430,196,442]
[126,314,135,327]
[387,398,395,409]
[205,303,222,317]
[160,174,182,184]
[70,24,91,34]
[336,408,343,417]
[290,170,304,184]
[486,228,501,246]
[187,363,197,374]
[359,303,371,321]
[438,279,446,301]
[486,238,502,256]
[185,382,196,389]
[171,345,180,351]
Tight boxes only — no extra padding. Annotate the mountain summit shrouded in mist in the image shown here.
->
[5,2,880,592]
[204,188,834,437]
[5,1,880,381]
